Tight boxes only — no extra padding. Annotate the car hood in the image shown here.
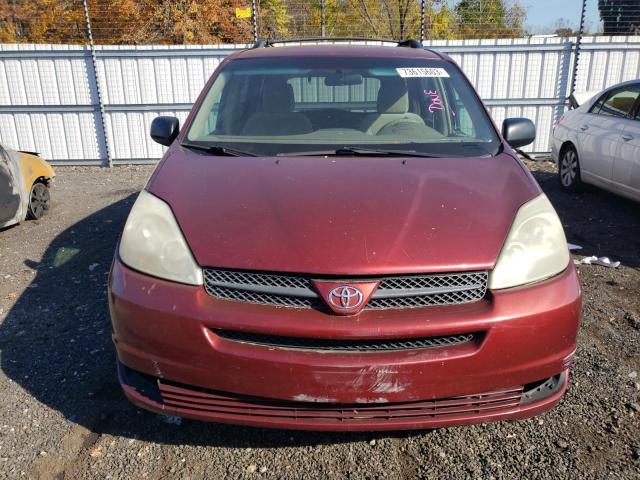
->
[148,148,540,275]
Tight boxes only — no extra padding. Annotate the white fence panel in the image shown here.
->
[574,36,640,94]
[93,45,235,163]
[0,44,102,163]
[0,37,639,164]
[428,37,576,153]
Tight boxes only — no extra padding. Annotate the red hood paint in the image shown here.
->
[148,148,540,275]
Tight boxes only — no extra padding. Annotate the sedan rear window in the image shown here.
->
[185,55,500,157]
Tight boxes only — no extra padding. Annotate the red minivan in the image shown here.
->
[109,40,581,431]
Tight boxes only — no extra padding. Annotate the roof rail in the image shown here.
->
[251,37,434,53]
[259,37,401,46]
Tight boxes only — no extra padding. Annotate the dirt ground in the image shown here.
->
[0,160,638,479]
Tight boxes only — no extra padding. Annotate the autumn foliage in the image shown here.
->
[0,0,527,45]
[0,0,86,43]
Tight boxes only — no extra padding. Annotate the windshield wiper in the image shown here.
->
[277,147,444,158]
[181,142,257,157]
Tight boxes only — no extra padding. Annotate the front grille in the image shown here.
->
[213,329,476,352]
[203,269,488,311]
[157,381,524,423]
[205,269,309,290]
[206,286,321,309]
[367,289,484,309]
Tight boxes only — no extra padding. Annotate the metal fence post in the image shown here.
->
[251,0,258,42]
[82,0,111,167]
[569,0,587,98]
[421,0,426,42]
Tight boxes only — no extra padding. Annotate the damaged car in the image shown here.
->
[0,145,54,229]
[109,40,581,431]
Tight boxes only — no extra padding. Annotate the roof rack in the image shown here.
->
[251,37,423,49]
[249,37,442,59]
[397,39,423,49]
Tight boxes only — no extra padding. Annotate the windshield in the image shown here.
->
[185,55,500,157]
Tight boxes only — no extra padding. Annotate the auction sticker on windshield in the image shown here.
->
[396,67,450,78]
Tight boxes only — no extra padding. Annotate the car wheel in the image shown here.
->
[28,182,50,219]
[558,146,582,192]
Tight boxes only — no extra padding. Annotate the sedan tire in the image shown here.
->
[558,146,582,192]
[28,182,50,220]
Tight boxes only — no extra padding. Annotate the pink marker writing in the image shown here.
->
[424,90,444,113]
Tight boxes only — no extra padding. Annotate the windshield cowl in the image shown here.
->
[276,147,447,158]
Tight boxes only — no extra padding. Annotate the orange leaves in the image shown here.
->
[0,0,527,44]
[0,0,86,43]
[0,0,255,44]
[93,0,254,44]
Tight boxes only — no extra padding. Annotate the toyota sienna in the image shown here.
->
[109,40,581,431]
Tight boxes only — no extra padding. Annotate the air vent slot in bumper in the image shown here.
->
[212,329,478,352]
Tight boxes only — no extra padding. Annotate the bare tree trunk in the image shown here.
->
[356,0,381,35]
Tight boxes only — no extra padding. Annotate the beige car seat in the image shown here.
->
[242,80,314,136]
[361,77,425,135]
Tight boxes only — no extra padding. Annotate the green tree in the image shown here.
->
[350,0,421,40]
[424,1,456,40]
[258,0,290,39]
[455,0,525,38]
[504,0,526,37]
[314,0,354,38]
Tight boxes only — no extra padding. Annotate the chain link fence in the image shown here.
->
[1,0,640,165]
[254,0,526,41]
[0,0,88,44]
[3,1,640,45]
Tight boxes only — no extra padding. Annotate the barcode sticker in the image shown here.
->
[396,67,450,78]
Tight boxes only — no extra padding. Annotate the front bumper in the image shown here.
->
[109,259,581,431]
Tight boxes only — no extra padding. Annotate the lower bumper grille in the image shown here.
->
[212,329,476,352]
[157,381,524,423]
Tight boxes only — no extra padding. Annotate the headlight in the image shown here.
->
[489,194,569,290]
[119,190,202,285]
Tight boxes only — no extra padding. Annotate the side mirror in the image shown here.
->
[502,118,536,149]
[150,116,180,146]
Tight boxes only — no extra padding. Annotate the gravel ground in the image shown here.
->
[0,161,638,479]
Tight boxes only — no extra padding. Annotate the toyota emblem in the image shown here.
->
[327,286,364,310]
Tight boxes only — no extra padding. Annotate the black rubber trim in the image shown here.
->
[212,329,477,352]
[117,361,162,403]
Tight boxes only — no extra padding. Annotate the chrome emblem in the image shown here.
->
[328,286,364,310]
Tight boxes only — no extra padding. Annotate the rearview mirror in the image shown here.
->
[150,116,180,146]
[502,118,535,149]
[325,73,363,87]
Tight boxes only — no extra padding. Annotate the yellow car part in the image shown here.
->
[17,151,55,192]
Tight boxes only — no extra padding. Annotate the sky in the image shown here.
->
[523,0,602,34]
